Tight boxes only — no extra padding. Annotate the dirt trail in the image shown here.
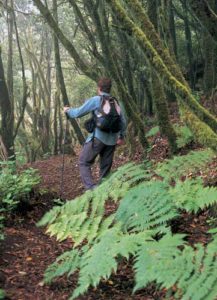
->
[0,156,82,300]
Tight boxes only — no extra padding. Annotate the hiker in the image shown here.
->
[64,78,127,190]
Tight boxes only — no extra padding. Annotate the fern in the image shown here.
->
[44,249,81,283]
[174,125,194,148]
[134,234,217,300]
[115,181,177,232]
[170,178,217,212]
[134,233,186,291]
[145,126,159,137]
[156,149,215,181]
[38,163,151,245]
[71,227,153,299]
[40,149,217,300]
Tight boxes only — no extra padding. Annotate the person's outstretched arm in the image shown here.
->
[64,96,100,118]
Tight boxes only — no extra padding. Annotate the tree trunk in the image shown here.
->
[85,0,149,149]
[0,46,14,158]
[7,0,14,106]
[188,0,217,43]
[13,5,29,139]
[168,0,178,58]
[106,0,217,151]
[182,0,195,89]
[33,0,98,80]
[202,0,217,96]
[151,70,178,153]
[148,0,178,153]
[53,0,85,145]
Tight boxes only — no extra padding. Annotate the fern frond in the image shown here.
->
[115,181,177,232]
[71,227,152,300]
[134,234,217,300]
[155,149,215,181]
[38,163,150,245]
[44,249,80,284]
[170,178,217,212]
[99,162,151,201]
[174,124,194,148]
[134,233,186,291]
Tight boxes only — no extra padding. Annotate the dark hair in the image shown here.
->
[97,78,112,93]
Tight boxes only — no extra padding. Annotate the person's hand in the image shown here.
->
[116,138,125,146]
[64,106,70,113]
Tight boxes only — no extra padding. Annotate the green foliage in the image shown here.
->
[0,163,40,212]
[0,161,41,239]
[174,125,194,148]
[156,149,215,181]
[38,163,151,245]
[134,233,186,291]
[170,178,217,212]
[44,249,81,284]
[72,229,151,299]
[40,149,217,300]
[116,181,177,232]
[145,126,159,137]
[134,235,217,300]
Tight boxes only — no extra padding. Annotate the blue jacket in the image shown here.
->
[66,92,127,146]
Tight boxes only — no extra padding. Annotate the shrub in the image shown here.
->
[0,161,41,238]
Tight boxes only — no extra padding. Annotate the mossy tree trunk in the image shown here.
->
[148,0,178,153]
[151,70,178,153]
[106,0,217,151]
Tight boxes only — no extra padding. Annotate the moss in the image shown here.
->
[125,0,187,85]
[107,0,217,134]
[180,102,217,152]
[151,70,178,153]
[203,30,217,94]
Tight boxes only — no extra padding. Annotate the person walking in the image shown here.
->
[64,78,127,190]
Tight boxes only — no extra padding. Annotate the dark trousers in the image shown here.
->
[79,138,115,190]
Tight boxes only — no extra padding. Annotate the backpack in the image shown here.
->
[84,95,122,133]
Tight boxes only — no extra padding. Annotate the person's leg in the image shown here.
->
[99,145,116,181]
[79,139,105,190]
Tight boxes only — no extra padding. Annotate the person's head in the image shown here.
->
[97,78,112,94]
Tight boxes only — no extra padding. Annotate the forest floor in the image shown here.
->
[0,137,216,300]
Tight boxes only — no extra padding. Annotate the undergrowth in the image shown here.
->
[39,148,217,300]
[0,161,40,238]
